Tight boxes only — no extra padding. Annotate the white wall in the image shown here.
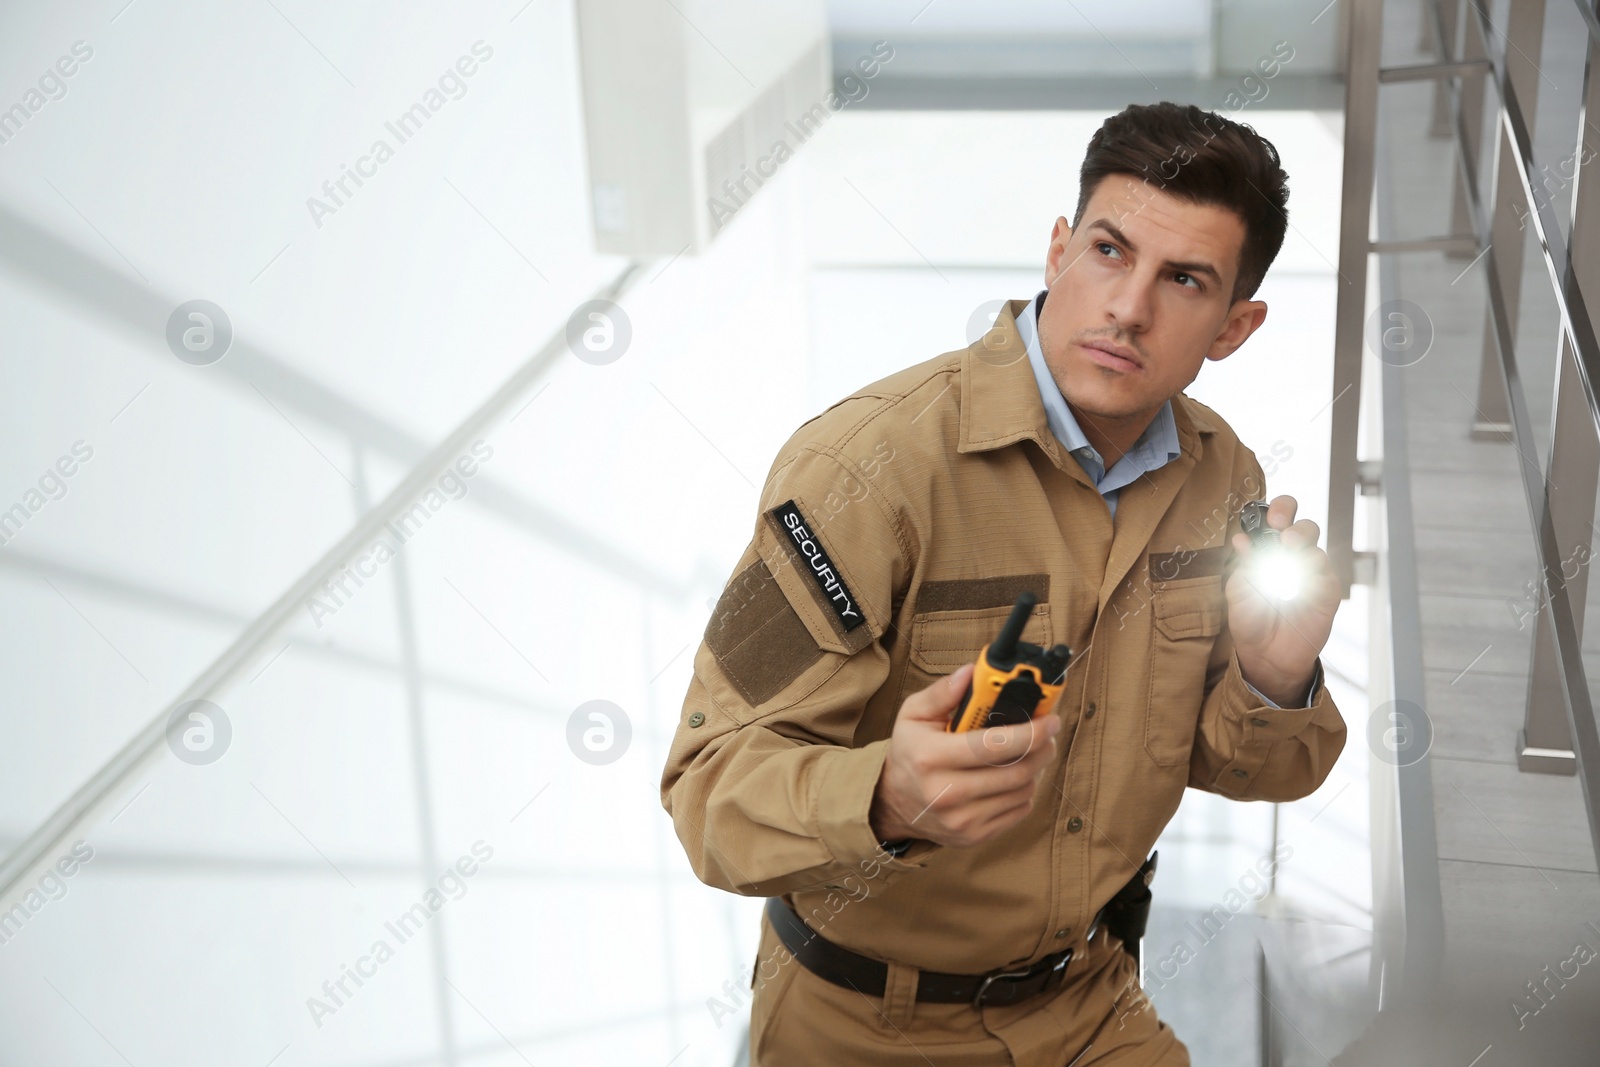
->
[0,2,819,1064]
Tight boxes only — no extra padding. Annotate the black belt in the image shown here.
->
[764,896,1072,1009]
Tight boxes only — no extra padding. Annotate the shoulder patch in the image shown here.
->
[765,500,870,646]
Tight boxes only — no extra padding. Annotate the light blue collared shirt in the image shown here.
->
[1015,290,1180,520]
[1015,290,1317,709]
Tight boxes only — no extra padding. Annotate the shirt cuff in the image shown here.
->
[1242,660,1324,710]
[814,740,938,882]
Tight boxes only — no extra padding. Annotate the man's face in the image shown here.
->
[1037,175,1268,426]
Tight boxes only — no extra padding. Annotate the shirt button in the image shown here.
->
[1250,717,1270,727]
[1085,702,1097,719]
[1232,769,1249,779]
[688,712,706,728]
[1067,817,1084,833]
[1055,927,1072,939]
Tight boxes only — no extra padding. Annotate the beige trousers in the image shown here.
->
[748,913,1191,1067]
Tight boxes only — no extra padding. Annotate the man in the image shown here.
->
[661,101,1347,1066]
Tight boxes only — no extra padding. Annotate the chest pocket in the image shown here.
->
[1145,576,1226,765]
[909,602,1053,674]
[885,601,1051,733]
[881,574,1054,735]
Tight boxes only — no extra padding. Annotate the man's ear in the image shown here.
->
[1206,300,1269,362]
[1045,216,1074,286]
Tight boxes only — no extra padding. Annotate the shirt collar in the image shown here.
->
[955,296,1215,459]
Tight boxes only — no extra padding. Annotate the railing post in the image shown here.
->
[1470,0,1547,438]
[1328,0,1386,599]
[1427,0,1460,139]
[1434,0,1489,257]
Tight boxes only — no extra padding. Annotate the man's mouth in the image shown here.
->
[1078,340,1143,372]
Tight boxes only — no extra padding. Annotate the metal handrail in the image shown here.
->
[1377,58,1492,82]
[1455,0,1600,861]
[1328,0,1600,998]
[1461,7,1600,411]
[1371,124,1446,996]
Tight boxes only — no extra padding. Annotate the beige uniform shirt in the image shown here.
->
[660,298,1346,978]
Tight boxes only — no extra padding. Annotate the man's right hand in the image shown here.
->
[869,662,1062,848]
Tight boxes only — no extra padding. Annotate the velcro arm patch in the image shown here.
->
[1148,545,1230,583]
[703,558,826,707]
[701,491,885,710]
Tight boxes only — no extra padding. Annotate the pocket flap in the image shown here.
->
[909,603,1052,673]
[1152,582,1224,639]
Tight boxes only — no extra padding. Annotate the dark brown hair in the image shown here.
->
[1072,102,1289,302]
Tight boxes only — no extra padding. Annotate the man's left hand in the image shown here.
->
[1226,494,1339,707]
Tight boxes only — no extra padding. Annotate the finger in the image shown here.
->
[900,662,976,724]
[1268,494,1298,531]
[913,775,1034,842]
[1307,570,1342,608]
[950,784,1037,827]
[968,794,1037,839]
[953,714,1060,768]
[963,752,1055,800]
[1282,518,1321,551]
[962,726,1058,779]
[1300,550,1341,601]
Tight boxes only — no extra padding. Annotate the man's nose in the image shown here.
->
[1104,274,1154,333]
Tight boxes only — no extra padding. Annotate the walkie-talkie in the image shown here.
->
[947,592,1073,732]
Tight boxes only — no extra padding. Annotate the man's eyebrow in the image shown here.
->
[1085,218,1223,285]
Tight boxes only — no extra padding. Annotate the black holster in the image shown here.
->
[1095,851,1158,966]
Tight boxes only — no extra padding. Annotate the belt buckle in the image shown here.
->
[971,966,1033,1010]
[970,948,1072,1010]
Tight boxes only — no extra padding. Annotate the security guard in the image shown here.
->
[661,102,1347,1066]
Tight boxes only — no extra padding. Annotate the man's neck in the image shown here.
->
[1065,399,1159,470]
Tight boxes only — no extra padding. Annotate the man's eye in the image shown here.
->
[1174,272,1199,289]
[1095,242,1121,260]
